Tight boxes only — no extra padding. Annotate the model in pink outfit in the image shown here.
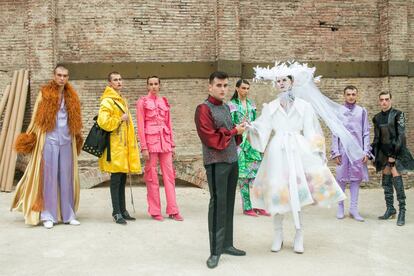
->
[136,76,182,221]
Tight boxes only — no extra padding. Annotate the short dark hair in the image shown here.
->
[146,76,160,85]
[209,71,228,84]
[54,64,69,74]
[344,85,358,93]
[108,71,121,82]
[379,91,392,99]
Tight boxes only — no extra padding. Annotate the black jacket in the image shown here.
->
[371,108,414,172]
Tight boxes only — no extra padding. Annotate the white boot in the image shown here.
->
[271,214,283,252]
[293,213,304,254]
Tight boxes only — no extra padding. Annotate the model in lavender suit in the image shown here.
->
[330,86,371,221]
[40,97,76,224]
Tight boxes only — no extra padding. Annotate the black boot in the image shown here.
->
[378,174,396,220]
[118,175,135,221]
[110,173,122,217]
[113,214,127,225]
[122,210,136,221]
[397,210,405,226]
[393,176,406,226]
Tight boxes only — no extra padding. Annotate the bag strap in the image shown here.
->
[112,99,125,113]
[106,99,125,162]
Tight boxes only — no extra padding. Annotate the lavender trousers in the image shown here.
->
[40,142,75,223]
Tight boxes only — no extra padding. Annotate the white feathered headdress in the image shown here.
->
[252,60,365,163]
[253,61,321,87]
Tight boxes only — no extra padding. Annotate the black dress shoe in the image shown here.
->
[122,211,136,221]
[113,214,127,225]
[223,246,246,256]
[206,255,220,269]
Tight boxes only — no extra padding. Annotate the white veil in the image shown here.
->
[253,61,365,163]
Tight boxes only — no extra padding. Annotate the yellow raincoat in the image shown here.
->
[98,86,141,173]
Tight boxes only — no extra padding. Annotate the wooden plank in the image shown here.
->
[5,70,29,191]
[0,71,18,190]
[1,70,24,191]
[0,85,11,118]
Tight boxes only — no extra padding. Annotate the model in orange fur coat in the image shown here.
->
[11,68,83,226]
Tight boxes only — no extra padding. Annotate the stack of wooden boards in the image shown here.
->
[0,69,29,192]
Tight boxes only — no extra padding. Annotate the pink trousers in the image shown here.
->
[144,152,179,216]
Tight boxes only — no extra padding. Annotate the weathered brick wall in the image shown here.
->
[0,0,412,188]
[56,1,216,63]
[0,1,28,100]
[240,0,381,62]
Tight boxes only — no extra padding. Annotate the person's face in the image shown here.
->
[208,78,229,101]
[147,78,160,94]
[53,67,69,87]
[379,94,392,111]
[237,83,250,99]
[344,89,357,104]
[276,76,292,92]
[109,74,123,91]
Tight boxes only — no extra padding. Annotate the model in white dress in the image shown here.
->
[247,74,346,254]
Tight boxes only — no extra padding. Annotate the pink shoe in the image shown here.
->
[243,209,258,217]
[169,213,184,221]
[151,215,164,221]
[254,208,271,216]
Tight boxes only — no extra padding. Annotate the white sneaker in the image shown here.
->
[69,219,80,226]
[43,221,54,229]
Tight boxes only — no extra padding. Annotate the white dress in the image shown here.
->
[247,97,346,229]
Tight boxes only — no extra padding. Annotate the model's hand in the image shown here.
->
[335,156,342,165]
[121,113,129,122]
[388,157,395,163]
[236,123,246,135]
[142,150,149,161]
[362,156,368,163]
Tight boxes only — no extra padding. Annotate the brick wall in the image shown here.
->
[240,0,381,62]
[0,1,27,101]
[56,1,216,63]
[0,0,412,188]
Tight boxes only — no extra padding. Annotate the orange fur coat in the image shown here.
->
[15,81,83,154]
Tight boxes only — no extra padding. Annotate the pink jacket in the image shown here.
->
[136,93,175,153]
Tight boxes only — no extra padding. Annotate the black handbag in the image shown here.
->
[82,100,124,161]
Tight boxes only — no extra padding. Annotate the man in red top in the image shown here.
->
[195,71,246,269]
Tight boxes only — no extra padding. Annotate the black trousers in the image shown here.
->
[205,162,239,255]
[110,173,127,216]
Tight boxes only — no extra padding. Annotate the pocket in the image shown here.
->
[158,103,169,118]
[163,128,172,143]
[145,129,160,145]
[144,101,157,119]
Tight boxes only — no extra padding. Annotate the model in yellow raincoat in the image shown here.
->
[98,86,141,173]
[97,84,141,223]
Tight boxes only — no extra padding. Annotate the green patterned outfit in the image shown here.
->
[228,98,262,211]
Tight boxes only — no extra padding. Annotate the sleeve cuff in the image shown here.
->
[230,128,238,136]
